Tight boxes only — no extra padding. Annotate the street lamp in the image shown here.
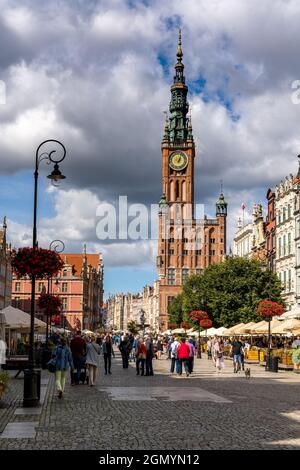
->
[46,240,65,348]
[139,309,146,337]
[24,140,66,407]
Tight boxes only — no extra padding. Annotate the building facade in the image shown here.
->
[156,31,227,330]
[275,176,296,309]
[265,189,276,272]
[233,220,254,258]
[233,204,266,262]
[12,252,104,331]
[106,281,160,332]
[0,218,12,309]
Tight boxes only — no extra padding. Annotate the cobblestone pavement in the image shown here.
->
[1,353,300,450]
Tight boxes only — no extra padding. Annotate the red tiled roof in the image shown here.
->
[60,254,100,275]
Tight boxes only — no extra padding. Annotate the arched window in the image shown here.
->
[182,180,186,201]
[170,180,174,201]
[175,180,180,200]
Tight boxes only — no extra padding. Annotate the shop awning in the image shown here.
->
[0,305,47,330]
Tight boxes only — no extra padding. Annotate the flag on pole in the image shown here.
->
[241,203,246,210]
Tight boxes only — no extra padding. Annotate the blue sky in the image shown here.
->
[1,0,300,296]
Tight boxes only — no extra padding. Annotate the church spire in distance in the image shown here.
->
[168,29,190,144]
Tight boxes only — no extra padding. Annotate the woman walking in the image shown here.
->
[156,337,163,360]
[214,338,225,372]
[53,338,74,399]
[177,337,190,377]
[102,334,115,375]
[86,336,101,386]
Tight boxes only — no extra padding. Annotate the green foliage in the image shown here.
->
[0,371,10,390]
[127,320,139,335]
[171,257,284,328]
[168,293,184,327]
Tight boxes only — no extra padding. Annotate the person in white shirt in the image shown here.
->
[170,337,180,373]
[292,336,300,348]
[0,338,7,369]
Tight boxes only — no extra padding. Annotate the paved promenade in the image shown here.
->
[1,353,300,450]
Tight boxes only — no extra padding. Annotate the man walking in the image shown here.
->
[70,331,86,385]
[230,337,244,373]
[119,335,131,369]
[145,335,154,376]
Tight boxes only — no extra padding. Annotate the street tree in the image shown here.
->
[170,257,284,328]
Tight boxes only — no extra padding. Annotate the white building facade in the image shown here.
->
[275,176,296,309]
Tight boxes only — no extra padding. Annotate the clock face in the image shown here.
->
[169,151,188,171]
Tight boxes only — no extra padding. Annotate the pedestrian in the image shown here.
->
[102,334,115,374]
[70,330,86,385]
[214,338,225,372]
[188,337,196,374]
[167,336,174,360]
[230,337,244,373]
[119,335,131,368]
[136,337,147,376]
[170,336,180,373]
[177,337,190,377]
[0,336,7,370]
[52,338,74,398]
[145,335,154,376]
[85,335,101,386]
[156,337,163,360]
[207,337,212,359]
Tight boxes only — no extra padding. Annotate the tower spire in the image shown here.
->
[169,29,189,143]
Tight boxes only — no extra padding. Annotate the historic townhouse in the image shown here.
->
[12,252,104,331]
[233,204,266,262]
[265,189,276,272]
[275,175,296,309]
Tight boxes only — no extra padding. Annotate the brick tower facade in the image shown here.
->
[157,31,227,330]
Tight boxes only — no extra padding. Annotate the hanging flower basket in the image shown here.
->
[189,310,209,322]
[38,293,62,316]
[180,321,191,330]
[256,299,284,318]
[200,318,212,329]
[12,247,64,279]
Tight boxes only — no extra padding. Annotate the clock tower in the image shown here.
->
[157,30,227,330]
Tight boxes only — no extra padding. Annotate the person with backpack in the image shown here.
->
[119,334,131,368]
[52,338,74,399]
[85,335,101,386]
[170,336,180,373]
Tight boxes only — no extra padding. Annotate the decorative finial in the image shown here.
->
[220,179,223,194]
[177,29,182,61]
[188,109,192,129]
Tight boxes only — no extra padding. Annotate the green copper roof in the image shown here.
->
[166,29,191,144]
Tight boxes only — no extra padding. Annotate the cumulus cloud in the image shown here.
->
[1,0,300,269]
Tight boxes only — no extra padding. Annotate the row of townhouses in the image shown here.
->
[106,282,160,333]
[0,217,105,332]
[233,157,300,310]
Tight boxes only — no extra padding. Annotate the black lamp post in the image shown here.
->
[23,140,66,407]
[140,309,146,337]
[46,240,65,348]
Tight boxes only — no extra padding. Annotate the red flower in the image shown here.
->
[12,247,64,279]
[256,299,284,318]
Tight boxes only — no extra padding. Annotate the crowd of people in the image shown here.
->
[50,331,115,399]
[49,330,300,398]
